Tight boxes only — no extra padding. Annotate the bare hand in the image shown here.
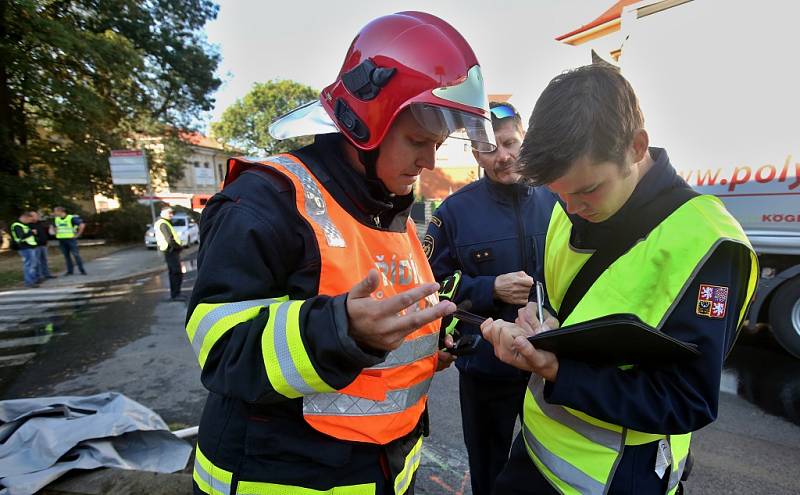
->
[493,271,534,305]
[480,317,559,381]
[516,303,560,335]
[347,269,456,352]
[436,333,457,371]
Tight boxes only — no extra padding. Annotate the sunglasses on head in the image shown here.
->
[489,104,518,120]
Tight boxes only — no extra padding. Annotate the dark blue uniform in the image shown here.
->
[494,149,753,494]
[425,178,556,495]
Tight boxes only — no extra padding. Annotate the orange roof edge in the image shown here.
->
[555,0,640,41]
[179,130,225,150]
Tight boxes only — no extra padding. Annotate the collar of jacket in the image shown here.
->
[291,133,414,230]
[484,176,533,204]
[568,147,689,250]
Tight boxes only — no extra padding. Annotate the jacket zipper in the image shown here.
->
[513,188,530,275]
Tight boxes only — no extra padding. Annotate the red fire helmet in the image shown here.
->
[270,11,496,153]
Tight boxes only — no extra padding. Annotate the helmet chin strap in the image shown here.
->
[358,147,395,199]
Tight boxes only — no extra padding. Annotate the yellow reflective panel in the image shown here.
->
[236,481,376,495]
[394,436,424,495]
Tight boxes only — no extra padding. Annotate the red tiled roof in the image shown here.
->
[488,93,512,103]
[556,0,640,41]
[179,131,225,150]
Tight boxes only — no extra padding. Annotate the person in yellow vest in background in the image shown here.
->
[10,211,40,288]
[480,64,758,495]
[50,206,86,276]
[155,207,185,302]
[186,11,498,495]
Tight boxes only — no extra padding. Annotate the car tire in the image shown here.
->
[769,276,800,359]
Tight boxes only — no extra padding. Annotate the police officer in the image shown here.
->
[187,12,497,495]
[481,65,758,494]
[424,101,556,495]
[155,207,184,302]
[51,206,86,276]
[10,212,40,288]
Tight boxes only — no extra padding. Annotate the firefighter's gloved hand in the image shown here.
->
[439,270,462,302]
[437,270,462,341]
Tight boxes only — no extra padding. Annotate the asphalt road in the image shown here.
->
[2,256,799,494]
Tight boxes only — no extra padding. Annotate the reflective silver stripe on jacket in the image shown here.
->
[190,298,276,358]
[522,419,606,495]
[270,300,319,395]
[528,378,623,451]
[262,155,346,248]
[394,437,423,495]
[304,377,432,416]
[370,333,439,369]
[667,454,688,493]
[194,457,231,495]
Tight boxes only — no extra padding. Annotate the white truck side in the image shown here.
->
[591,0,800,356]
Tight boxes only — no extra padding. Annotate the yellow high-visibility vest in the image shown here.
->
[523,195,758,495]
[154,218,180,252]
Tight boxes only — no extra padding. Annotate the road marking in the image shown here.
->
[0,335,54,349]
[0,352,37,368]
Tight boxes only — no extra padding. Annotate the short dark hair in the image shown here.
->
[489,101,524,133]
[518,64,643,185]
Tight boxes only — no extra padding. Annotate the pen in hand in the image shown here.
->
[535,281,545,329]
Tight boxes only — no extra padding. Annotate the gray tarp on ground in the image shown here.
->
[0,392,192,495]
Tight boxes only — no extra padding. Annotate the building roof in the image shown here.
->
[487,93,512,103]
[179,131,226,151]
[556,0,640,42]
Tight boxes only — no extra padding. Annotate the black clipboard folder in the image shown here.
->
[528,313,700,366]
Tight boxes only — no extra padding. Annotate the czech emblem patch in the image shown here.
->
[422,234,435,259]
[696,284,729,319]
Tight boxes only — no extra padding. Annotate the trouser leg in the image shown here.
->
[459,372,528,495]
[59,240,73,273]
[165,251,182,298]
[37,246,52,278]
[69,240,85,274]
[493,435,558,495]
[20,250,39,286]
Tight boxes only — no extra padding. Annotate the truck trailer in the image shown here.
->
[559,0,800,356]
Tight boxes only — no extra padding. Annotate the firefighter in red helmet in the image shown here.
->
[188,12,496,495]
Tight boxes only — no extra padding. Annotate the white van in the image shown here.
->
[144,214,200,249]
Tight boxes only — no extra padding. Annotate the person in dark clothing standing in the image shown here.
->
[30,211,55,281]
[481,65,758,495]
[154,207,184,302]
[424,101,556,495]
[10,212,40,288]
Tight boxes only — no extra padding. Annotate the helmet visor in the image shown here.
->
[269,100,339,140]
[409,103,497,152]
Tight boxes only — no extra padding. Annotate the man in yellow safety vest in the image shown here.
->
[480,65,758,495]
[51,206,86,276]
[155,207,185,302]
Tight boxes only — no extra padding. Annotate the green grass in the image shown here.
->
[0,242,138,289]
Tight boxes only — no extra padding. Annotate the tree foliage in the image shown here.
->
[211,80,318,155]
[0,0,221,219]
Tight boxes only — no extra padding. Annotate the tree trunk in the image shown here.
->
[0,0,20,178]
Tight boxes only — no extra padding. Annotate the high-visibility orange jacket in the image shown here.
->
[187,134,439,495]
